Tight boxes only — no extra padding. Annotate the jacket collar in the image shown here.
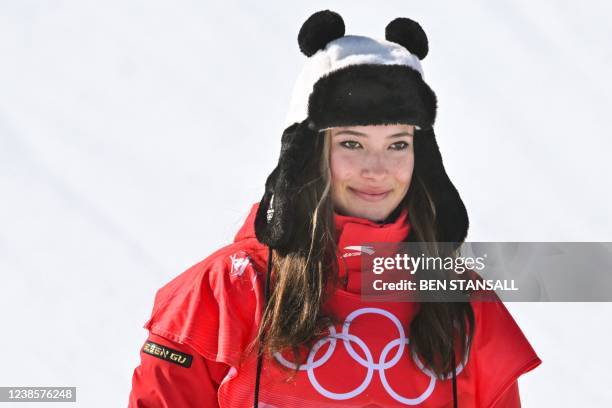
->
[334,208,411,293]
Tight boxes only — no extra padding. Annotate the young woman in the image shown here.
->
[129,10,541,408]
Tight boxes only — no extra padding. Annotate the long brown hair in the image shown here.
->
[248,128,474,379]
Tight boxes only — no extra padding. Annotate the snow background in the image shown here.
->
[1,0,611,406]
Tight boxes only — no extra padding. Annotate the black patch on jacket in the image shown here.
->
[142,341,193,368]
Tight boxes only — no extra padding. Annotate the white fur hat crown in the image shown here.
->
[285,10,436,132]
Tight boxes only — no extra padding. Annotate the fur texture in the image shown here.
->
[307,64,437,131]
[413,127,469,243]
[255,120,322,255]
[298,10,345,57]
[284,36,424,128]
[385,17,429,60]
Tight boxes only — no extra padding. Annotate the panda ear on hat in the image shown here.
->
[297,11,429,60]
[298,10,345,57]
[385,17,429,60]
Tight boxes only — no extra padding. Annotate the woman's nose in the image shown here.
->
[360,152,388,178]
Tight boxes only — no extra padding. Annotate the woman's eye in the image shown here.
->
[340,140,362,150]
[390,142,409,151]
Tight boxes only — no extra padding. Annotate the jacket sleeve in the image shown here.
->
[128,333,231,407]
[128,245,265,407]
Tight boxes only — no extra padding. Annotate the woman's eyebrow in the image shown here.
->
[333,130,414,137]
[389,132,414,138]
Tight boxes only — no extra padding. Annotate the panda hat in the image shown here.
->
[254,10,469,254]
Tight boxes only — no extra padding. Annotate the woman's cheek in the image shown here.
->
[389,155,414,184]
[331,151,361,180]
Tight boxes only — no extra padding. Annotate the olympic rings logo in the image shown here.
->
[273,307,468,405]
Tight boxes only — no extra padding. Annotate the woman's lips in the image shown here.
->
[349,187,390,202]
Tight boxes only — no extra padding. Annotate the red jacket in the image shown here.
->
[129,203,541,407]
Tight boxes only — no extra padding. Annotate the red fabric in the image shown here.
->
[492,382,520,407]
[129,333,230,407]
[335,208,410,292]
[128,202,541,407]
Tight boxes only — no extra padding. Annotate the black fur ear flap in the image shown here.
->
[298,10,345,57]
[254,120,321,255]
[413,127,469,243]
[385,17,429,60]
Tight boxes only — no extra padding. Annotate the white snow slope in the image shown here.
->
[1,1,611,407]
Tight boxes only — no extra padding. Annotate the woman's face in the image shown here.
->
[329,124,415,222]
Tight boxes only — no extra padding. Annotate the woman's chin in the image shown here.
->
[343,205,391,222]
